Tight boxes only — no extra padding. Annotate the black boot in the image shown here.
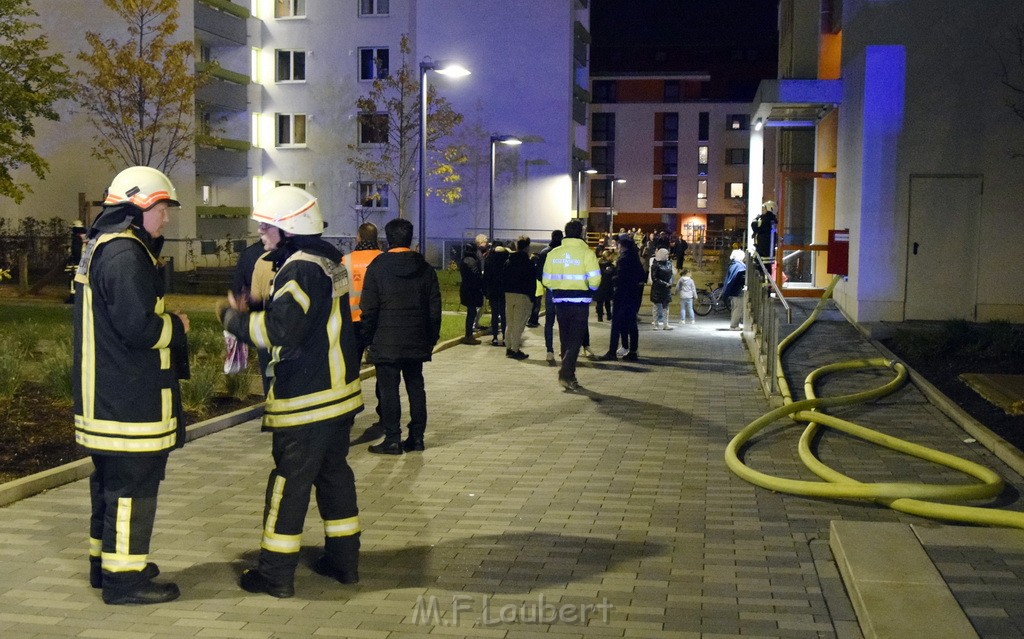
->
[313,555,359,584]
[239,569,295,598]
[90,557,159,589]
[102,570,179,605]
[368,439,403,455]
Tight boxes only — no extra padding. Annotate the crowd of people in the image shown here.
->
[72,163,761,606]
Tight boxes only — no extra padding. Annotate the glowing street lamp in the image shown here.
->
[418,59,470,255]
[489,134,522,241]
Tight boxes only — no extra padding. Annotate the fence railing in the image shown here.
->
[745,251,792,401]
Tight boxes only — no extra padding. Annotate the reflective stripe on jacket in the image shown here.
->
[540,237,601,303]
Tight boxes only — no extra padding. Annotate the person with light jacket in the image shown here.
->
[541,220,600,391]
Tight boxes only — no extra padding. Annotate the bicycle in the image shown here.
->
[694,282,731,316]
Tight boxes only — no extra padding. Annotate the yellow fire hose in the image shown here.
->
[724,275,1024,529]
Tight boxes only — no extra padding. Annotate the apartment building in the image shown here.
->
[7,0,591,267]
[588,74,777,248]
[752,0,1024,322]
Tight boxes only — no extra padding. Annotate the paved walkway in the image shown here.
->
[1,303,1024,638]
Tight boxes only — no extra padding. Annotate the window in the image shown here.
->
[591,145,614,174]
[727,114,750,130]
[276,113,307,146]
[660,113,679,141]
[698,111,709,141]
[697,145,708,175]
[358,47,389,81]
[591,179,609,208]
[275,0,305,18]
[661,145,677,175]
[592,113,615,142]
[663,80,680,102]
[592,80,616,103]
[697,180,708,209]
[726,148,749,165]
[725,182,746,199]
[659,179,677,208]
[358,113,388,145]
[276,180,309,190]
[275,50,306,82]
[358,182,389,208]
[359,0,389,16]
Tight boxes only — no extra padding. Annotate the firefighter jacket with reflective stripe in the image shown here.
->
[224,246,364,430]
[540,237,601,303]
[72,230,187,456]
[341,248,381,322]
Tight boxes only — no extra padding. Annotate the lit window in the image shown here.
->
[358,47,389,80]
[275,50,306,82]
[358,182,389,208]
[698,145,708,176]
[275,0,305,18]
[359,0,389,16]
[726,182,746,198]
[358,113,388,145]
[697,179,708,209]
[727,114,750,130]
[276,113,307,147]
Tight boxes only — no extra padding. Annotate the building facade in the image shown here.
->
[752,0,1024,322]
[6,0,591,267]
[588,74,777,250]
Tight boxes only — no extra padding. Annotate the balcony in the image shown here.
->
[196,135,250,177]
[196,76,247,111]
[194,0,247,47]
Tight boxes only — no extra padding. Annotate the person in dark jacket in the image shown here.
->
[649,247,674,330]
[600,235,646,362]
[722,248,747,330]
[501,236,536,360]
[458,242,484,344]
[593,248,615,322]
[73,166,188,605]
[361,218,442,455]
[220,186,364,597]
[483,242,511,346]
[536,229,563,363]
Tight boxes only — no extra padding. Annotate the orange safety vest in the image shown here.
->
[341,248,381,322]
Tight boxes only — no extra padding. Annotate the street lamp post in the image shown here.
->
[577,167,597,219]
[418,59,470,256]
[608,177,626,233]
[488,134,522,242]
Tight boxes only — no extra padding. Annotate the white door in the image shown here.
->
[905,175,981,320]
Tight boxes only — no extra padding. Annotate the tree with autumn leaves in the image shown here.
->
[77,0,205,173]
[0,0,74,203]
[348,34,468,220]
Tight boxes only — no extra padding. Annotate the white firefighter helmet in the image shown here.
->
[104,166,180,210]
[762,200,777,214]
[251,186,323,235]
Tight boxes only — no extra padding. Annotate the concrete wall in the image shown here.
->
[834,0,1024,321]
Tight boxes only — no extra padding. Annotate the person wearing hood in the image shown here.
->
[360,217,442,455]
[220,186,365,597]
[72,166,189,605]
[649,247,674,330]
[458,242,485,344]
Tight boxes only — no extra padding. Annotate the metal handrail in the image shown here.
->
[752,251,791,325]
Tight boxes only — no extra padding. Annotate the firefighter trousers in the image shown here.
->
[89,454,168,588]
[258,416,360,583]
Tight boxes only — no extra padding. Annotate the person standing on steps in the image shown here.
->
[723,248,748,330]
[73,166,188,605]
[219,186,364,598]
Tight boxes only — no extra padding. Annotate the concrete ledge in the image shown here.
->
[830,520,978,639]
[0,402,266,509]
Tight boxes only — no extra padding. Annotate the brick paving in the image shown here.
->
[1,302,1023,638]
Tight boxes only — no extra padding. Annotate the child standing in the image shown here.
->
[676,267,697,325]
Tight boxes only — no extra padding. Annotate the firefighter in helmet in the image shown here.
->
[219,186,364,597]
[72,165,189,604]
